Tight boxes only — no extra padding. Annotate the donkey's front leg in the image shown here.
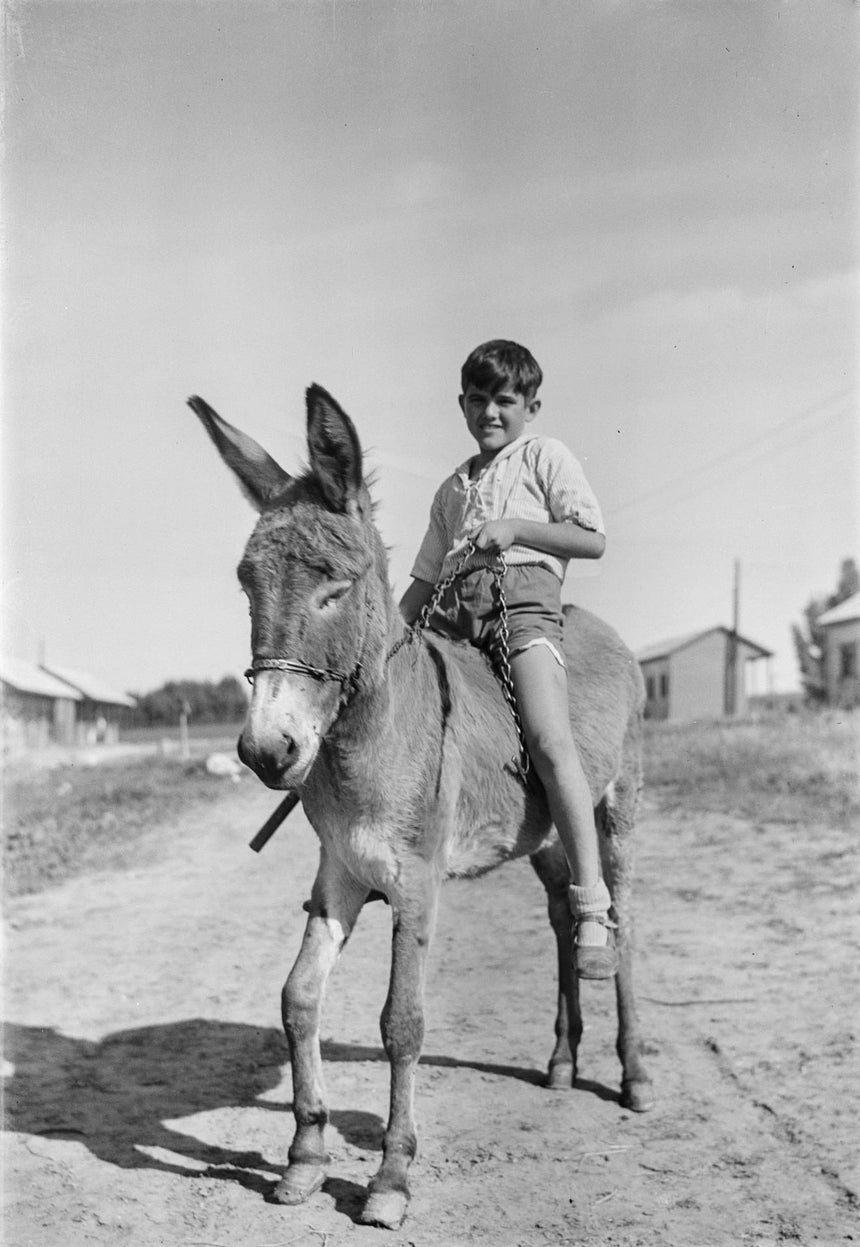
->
[273,855,367,1206]
[359,868,439,1230]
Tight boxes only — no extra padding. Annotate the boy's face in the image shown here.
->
[459,384,541,461]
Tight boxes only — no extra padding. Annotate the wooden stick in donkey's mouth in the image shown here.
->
[249,790,300,852]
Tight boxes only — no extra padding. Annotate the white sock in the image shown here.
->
[569,880,612,947]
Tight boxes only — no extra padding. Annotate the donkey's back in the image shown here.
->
[561,603,645,795]
[422,602,644,879]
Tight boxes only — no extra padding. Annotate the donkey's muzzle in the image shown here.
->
[237,729,299,789]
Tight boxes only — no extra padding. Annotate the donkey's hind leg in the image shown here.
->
[274,854,368,1206]
[598,784,654,1113]
[530,842,582,1090]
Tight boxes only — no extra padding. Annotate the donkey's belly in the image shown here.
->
[444,791,555,879]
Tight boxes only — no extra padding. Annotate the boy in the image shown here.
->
[399,339,617,979]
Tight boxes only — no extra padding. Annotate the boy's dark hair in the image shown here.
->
[460,339,543,402]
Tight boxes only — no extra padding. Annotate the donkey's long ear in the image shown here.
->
[306,384,364,513]
[188,396,291,510]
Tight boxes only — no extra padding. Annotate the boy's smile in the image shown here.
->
[459,385,541,465]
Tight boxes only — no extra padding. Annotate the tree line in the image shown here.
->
[130,676,248,726]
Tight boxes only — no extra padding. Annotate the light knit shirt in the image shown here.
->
[411,432,604,584]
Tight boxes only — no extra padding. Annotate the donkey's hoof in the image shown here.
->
[621,1078,655,1113]
[359,1188,409,1230]
[271,1164,326,1205]
[546,1061,575,1091]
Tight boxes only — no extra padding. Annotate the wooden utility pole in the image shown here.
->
[179,698,191,761]
[725,559,740,715]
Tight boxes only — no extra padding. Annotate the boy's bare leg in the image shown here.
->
[510,644,618,979]
[510,644,598,881]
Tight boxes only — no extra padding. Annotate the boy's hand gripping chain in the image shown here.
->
[386,541,476,662]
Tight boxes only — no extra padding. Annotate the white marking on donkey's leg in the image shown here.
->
[274,860,366,1205]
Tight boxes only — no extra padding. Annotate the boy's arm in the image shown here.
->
[399,578,437,624]
[472,518,605,561]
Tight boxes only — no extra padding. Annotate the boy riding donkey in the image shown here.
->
[400,339,617,979]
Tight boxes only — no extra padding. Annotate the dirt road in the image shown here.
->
[3,777,857,1246]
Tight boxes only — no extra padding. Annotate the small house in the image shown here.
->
[1,656,83,750]
[39,662,137,745]
[816,591,860,707]
[637,626,772,722]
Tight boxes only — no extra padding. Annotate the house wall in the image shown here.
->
[1,686,78,751]
[1,678,132,752]
[73,701,127,746]
[822,617,860,706]
[640,631,770,722]
[53,696,78,745]
[671,631,727,720]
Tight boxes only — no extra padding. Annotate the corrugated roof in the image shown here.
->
[39,663,137,708]
[817,591,860,628]
[0,655,83,700]
[636,625,772,664]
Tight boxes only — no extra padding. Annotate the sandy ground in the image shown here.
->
[3,776,857,1247]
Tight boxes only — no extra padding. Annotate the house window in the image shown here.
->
[646,676,655,700]
[660,674,669,698]
[840,643,857,679]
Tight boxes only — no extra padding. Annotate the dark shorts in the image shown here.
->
[428,564,566,667]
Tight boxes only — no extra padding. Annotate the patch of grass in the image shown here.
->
[2,753,245,898]
[121,719,244,746]
[643,709,859,829]
[7,712,856,899]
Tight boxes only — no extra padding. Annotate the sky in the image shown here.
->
[3,0,858,697]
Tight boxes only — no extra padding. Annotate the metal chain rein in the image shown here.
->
[490,556,531,780]
[387,539,531,781]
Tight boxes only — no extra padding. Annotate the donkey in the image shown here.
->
[189,384,653,1229]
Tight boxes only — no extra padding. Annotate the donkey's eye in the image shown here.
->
[316,580,353,612]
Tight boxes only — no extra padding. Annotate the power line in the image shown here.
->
[607,386,855,521]
[610,401,856,526]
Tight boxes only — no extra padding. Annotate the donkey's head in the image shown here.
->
[189,385,391,789]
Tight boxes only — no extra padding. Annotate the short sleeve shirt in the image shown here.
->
[410,432,604,584]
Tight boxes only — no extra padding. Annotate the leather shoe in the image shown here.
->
[573,921,619,980]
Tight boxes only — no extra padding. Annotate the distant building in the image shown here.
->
[816,591,860,707]
[636,627,772,722]
[39,662,136,745]
[1,657,136,752]
[1,657,83,750]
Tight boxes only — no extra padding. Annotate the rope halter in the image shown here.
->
[245,656,362,703]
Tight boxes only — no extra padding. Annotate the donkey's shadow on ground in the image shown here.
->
[3,1018,618,1207]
